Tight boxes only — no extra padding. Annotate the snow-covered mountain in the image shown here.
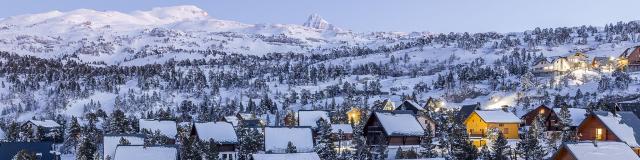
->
[302,13,340,31]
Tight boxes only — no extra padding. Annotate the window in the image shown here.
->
[469,129,474,133]
[503,128,509,134]
[596,128,603,140]
[539,109,545,114]
[499,124,504,127]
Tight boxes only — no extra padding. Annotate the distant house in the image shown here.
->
[22,120,62,142]
[617,98,640,117]
[252,152,321,160]
[567,52,589,69]
[423,97,443,112]
[297,110,331,128]
[364,111,424,146]
[113,145,178,160]
[520,105,586,131]
[458,103,480,122]
[0,142,55,160]
[103,134,145,160]
[464,110,520,147]
[331,124,353,153]
[346,107,363,125]
[552,141,639,160]
[395,100,423,114]
[191,122,238,160]
[139,119,177,143]
[532,58,554,75]
[264,127,314,153]
[591,56,617,72]
[620,46,640,72]
[576,111,640,154]
[380,99,396,111]
[552,57,571,72]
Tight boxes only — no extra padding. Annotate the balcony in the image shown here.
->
[469,132,485,138]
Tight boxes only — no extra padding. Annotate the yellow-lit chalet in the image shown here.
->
[464,110,521,147]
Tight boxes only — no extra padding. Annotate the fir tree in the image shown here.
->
[419,125,436,158]
[516,128,546,160]
[13,149,37,160]
[286,141,298,153]
[76,136,97,160]
[450,120,477,160]
[314,118,336,160]
[492,131,509,160]
[395,147,405,159]
[478,145,491,160]
[119,137,130,145]
[202,139,220,160]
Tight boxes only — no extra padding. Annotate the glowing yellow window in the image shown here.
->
[539,109,545,114]
[596,128,603,140]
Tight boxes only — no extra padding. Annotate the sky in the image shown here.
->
[1,0,640,33]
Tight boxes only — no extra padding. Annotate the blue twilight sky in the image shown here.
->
[1,0,640,33]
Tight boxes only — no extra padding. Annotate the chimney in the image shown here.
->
[612,103,618,117]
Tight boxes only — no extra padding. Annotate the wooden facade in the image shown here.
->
[464,111,520,147]
[363,112,421,146]
[520,105,562,131]
[576,115,618,141]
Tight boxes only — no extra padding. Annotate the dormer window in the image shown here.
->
[539,109,545,114]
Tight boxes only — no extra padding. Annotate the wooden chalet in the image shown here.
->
[395,100,423,114]
[591,56,617,72]
[21,120,62,143]
[380,99,396,111]
[620,46,640,72]
[465,110,521,147]
[457,103,480,122]
[520,105,586,131]
[576,111,640,155]
[364,111,424,146]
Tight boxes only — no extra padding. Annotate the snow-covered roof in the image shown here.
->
[252,153,320,160]
[560,142,638,160]
[474,110,521,123]
[552,108,587,126]
[193,122,238,144]
[593,111,640,147]
[139,119,177,138]
[113,145,177,160]
[103,134,145,159]
[330,124,353,134]
[375,111,424,136]
[297,110,330,128]
[264,127,314,153]
[224,116,240,126]
[27,120,61,128]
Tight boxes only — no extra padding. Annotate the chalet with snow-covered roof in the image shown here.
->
[520,105,586,131]
[464,110,520,147]
[0,142,56,160]
[139,119,177,143]
[395,100,423,114]
[113,145,178,160]
[103,134,145,160]
[591,56,617,72]
[346,107,363,125]
[552,57,571,72]
[552,141,639,160]
[21,120,62,142]
[567,52,589,69]
[264,127,314,153]
[576,111,640,155]
[532,58,554,75]
[620,46,640,72]
[364,111,424,147]
[191,122,238,160]
[252,152,321,160]
[330,124,354,153]
[297,110,331,128]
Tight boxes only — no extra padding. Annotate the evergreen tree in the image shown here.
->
[516,128,546,160]
[419,125,436,158]
[492,132,509,160]
[76,136,97,160]
[558,104,574,142]
[478,145,491,160]
[237,127,262,159]
[352,113,371,160]
[314,119,336,160]
[202,139,220,160]
[395,147,405,159]
[119,137,130,145]
[13,149,37,160]
[286,141,298,153]
[108,109,130,134]
[450,120,477,160]
[180,135,202,160]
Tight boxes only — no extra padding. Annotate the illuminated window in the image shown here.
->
[596,128,603,140]
[539,109,545,114]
